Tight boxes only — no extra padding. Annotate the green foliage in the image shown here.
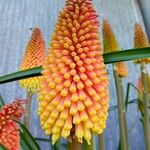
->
[16,121,41,150]
[0,94,5,108]
[0,144,7,150]
[0,47,150,84]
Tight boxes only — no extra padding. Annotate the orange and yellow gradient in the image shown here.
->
[134,23,150,64]
[38,0,109,145]
[0,100,25,150]
[102,20,128,78]
[19,28,45,93]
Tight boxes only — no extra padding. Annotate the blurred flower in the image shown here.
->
[134,23,150,64]
[38,0,109,145]
[137,74,150,113]
[137,77,144,113]
[19,28,46,93]
[115,62,128,78]
[102,19,120,53]
[0,100,25,150]
[102,19,128,78]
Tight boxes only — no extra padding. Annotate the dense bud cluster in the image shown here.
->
[102,20,128,78]
[38,0,109,144]
[0,100,25,150]
[134,23,150,64]
[19,28,45,93]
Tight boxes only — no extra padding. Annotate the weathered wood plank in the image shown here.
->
[0,0,147,149]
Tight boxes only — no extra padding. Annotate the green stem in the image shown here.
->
[123,111,129,150]
[82,135,95,150]
[141,64,150,150]
[99,133,105,150]
[24,91,33,129]
[113,65,128,150]
[68,139,81,150]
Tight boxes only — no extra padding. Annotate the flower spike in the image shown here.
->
[134,23,150,64]
[0,99,25,150]
[19,28,46,93]
[38,0,109,145]
[102,19,128,78]
[102,19,120,53]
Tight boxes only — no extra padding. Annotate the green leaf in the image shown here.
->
[35,138,50,143]
[125,82,140,111]
[0,47,150,84]
[0,94,5,108]
[16,121,41,150]
[104,47,150,64]
[0,67,42,84]
[21,137,31,150]
[0,144,7,150]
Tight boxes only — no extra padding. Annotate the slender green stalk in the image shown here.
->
[141,64,150,150]
[68,139,81,150]
[113,65,128,150]
[24,91,33,129]
[99,133,105,150]
[82,135,95,150]
[123,110,129,150]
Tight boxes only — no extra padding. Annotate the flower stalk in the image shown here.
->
[68,140,81,150]
[99,133,105,150]
[24,91,33,129]
[113,65,128,150]
[140,64,150,150]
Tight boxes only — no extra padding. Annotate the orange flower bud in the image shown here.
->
[19,28,46,93]
[134,23,150,64]
[38,0,109,144]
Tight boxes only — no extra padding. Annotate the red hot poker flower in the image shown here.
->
[0,100,25,150]
[19,28,46,93]
[38,0,109,144]
[134,23,150,64]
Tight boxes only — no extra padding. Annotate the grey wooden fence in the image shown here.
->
[0,0,149,150]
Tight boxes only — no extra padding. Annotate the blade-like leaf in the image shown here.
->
[104,47,150,64]
[21,137,31,150]
[0,67,42,84]
[0,144,7,150]
[0,47,150,84]
[16,121,41,150]
[0,94,5,108]
[35,138,50,143]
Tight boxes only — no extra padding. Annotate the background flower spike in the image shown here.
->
[19,27,46,93]
[102,19,128,78]
[19,27,46,129]
[38,0,109,145]
[134,23,150,64]
[0,99,25,150]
